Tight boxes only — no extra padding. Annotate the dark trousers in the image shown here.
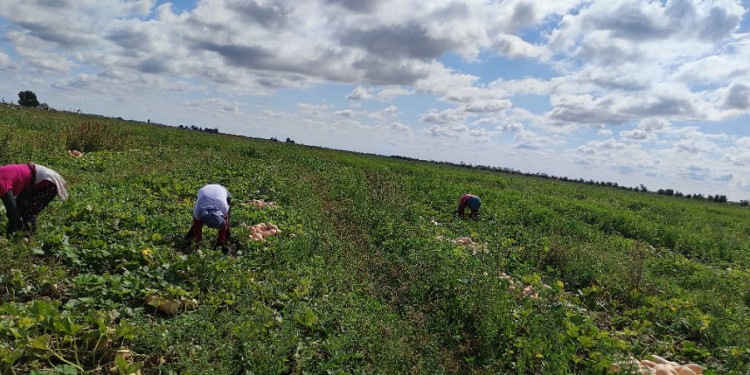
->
[17,181,57,231]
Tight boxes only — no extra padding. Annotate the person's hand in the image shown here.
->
[220,245,235,256]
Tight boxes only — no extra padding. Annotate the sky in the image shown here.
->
[1,0,750,200]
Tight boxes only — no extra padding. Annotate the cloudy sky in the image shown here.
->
[1,0,750,200]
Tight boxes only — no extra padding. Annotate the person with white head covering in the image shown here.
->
[0,163,68,234]
[185,184,232,254]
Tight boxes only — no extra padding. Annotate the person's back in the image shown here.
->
[458,193,481,219]
[186,184,232,254]
[0,164,34,198]
[193,184,230,219]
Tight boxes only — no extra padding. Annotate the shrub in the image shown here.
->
[63,121,130,152]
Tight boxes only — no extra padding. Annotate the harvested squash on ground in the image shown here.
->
[611,355,702,375]
[498,272,539,299]
[452,236,489,255]
[246,199,277,208]
[241,222,281,241]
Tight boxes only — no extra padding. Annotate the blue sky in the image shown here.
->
[1,0,750,200]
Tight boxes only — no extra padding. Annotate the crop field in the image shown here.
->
[1,105,749,374]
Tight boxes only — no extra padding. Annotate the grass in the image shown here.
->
[1,104,749,374]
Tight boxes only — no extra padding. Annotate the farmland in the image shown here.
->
[1,105,749,374]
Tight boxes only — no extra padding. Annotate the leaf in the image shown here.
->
[0,345,23,365]
[55,316,84,335]
[115,355,129,373]
[294,307,319,328]
[28,335,50,350]
[127,362,144,374]
[63,299,81,310]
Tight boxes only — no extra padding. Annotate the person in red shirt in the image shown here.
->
[0,163,68,234]
[458,193,481,220]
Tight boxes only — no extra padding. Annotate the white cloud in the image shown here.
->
[297,103,335,114]
[674,54,750,86]
[0,51,18,71]
[491,77,551,95]
[380,104,399,117]
[389,122,411,132]
[722,83,750,110]
[185,98,243,114]
[672,137,718,154]
[496,121,523,132]
[514,129,556,150]
[678,164,733,183]
[347,86,371,100]
[468,127,494,143]
[420,108,467,124]
[376,86,412,100]
[620,129,650,141]
[1,0,750,200]
[492,33,550,59]
[460,99,512,114]
[425,123,470,138]
[638,118,670,132]
[725,150,750,167]
[334,109,354,117]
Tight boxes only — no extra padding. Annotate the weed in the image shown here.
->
[62,121,130,152]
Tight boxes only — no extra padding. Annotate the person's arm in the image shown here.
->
[457,196,468,218]
[1,190,20,234]
[223,199,232,242]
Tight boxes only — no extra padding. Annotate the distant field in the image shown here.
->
[1,105,749,374]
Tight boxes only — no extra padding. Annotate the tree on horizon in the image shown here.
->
[18,90,40,107]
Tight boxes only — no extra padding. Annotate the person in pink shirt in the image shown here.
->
[0,163,68,234]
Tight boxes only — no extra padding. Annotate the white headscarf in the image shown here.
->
[34,164,68,202]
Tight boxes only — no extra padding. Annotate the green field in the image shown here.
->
[1,105,749,374]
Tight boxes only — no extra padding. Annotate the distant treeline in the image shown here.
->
[269,137,296,144]
[177,124,220,134]
[390,155,745,205]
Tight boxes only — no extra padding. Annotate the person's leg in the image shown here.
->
[185,218,203,242]
[18,182,57,232]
